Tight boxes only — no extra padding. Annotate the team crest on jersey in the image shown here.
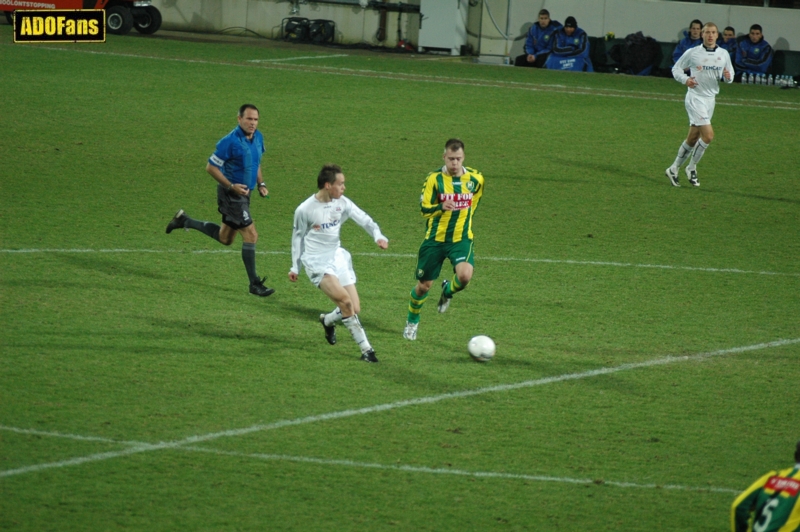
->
[465,181,475,191]
[573,38,579,44]
[754,47,760,54]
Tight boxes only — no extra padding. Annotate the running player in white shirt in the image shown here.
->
[289,164,389,363]
[666,22,733,187]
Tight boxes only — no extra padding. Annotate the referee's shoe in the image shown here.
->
[249,277,275,297]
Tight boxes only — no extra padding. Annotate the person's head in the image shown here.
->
[723,26,735,42]
[795,440,800,463]
[689,19,703,40]
[537,9,551,28]
[237,104,259,138]
[564,16,577,36]
[442,138,465,177]
[749,24,763,44]
[317,163,345,198]
[702,23,718,47]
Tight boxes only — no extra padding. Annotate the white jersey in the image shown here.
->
[290,194,387,275]
[672,44,734,99]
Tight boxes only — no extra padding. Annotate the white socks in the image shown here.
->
[342,315,372,354]
[687,139,708,170]
[672,141,693,170]
[323,308,342,327]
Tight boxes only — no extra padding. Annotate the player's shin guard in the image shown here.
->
[342,314,372,354]
[672,141,693,169]
[185,218,221,242]
[407,287,428,324]
[241,242,258,283]
[687,139,708,169]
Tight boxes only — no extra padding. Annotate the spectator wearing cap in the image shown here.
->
[672,19,703,64]
[546,16,593,72]
[734,24,773,80]
[514,9,562,68]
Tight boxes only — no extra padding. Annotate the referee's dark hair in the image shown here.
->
[444,138,465,153]
[238,103,259,117]
[318,164,343,189]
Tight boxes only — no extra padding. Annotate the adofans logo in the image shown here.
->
[14,10,105,43]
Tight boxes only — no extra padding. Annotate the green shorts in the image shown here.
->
[414,239,474,281]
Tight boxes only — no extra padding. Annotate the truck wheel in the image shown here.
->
[133,6,162,35]
[106,5,133,35]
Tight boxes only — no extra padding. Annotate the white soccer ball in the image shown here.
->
[468,335,495,362]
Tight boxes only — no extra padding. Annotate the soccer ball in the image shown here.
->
[468,335,495,362]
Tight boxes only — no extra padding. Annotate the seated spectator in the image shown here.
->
[514,9,562,68]
[672,19,703,64]
[718,26,736,61]
[735,24,773,80]
[545,16,593,72]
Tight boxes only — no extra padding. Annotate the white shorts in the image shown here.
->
[302,247,356,288]
[685,94,715,126]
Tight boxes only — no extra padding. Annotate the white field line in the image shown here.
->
[3,248,799,278]
[0,425,738,493]
[5,44,798,111]
[2,337,798,479]
[247,54,348,62]
[0,426,148,446]
[181,446,740,495]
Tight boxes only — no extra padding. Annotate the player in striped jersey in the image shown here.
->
[404,139,484,341]
[665,22,733,188]
[731,440,800,531]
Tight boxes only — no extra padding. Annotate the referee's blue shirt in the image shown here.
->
[208,126,265,190]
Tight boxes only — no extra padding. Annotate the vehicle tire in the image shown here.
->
[133,6,162,35]
[106,5,133,35]
[4,11,13,25]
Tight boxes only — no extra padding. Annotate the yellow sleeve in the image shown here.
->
[420,173,442,219]
[731,471,775,532]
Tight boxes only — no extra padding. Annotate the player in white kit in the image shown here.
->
[666,22,733,187]
[289,164,389,363]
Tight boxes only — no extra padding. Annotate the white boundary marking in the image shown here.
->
[4,43,797,111]
[182,446,739,494]
[247,54,349,62]
[2,248,799,277]
[2,338,798,480]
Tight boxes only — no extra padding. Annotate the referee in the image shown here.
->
[166,104,274,297]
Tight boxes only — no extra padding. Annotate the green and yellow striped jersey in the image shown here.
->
[419,166,484,243]
[731,465,800,532]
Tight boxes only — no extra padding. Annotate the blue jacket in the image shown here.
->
[551,26,590,60]
[524,20,562,56]
[735,36,773,75]
[717,37,736,62]
[672,31,702,63]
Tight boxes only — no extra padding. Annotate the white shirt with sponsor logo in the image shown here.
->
[672,44,734,99]
[290,194,387,275]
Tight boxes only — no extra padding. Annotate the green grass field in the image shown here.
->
[1,25,799,531]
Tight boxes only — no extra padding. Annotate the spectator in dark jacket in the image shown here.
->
[735,24,773,79]
[514,9,562,68]
[718,26,736,61]
[672,19,703,64]
[546,16,593,72]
